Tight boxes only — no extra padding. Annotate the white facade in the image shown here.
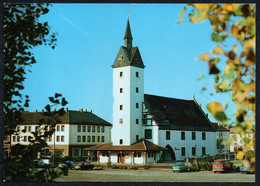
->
[112,66,144,145]
[229,130,254,152]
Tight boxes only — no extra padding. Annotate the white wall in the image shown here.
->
[112,66,144,146]
[158,130,217,161]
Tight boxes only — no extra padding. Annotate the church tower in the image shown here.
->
[111,19,145,146]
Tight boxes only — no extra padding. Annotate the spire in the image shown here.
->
[124,18,132,49]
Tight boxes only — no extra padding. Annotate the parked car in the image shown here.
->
[213,159,231,173]
[80,162,94,170]
[37,158,51,167]
[58,161,77,169]
[172,162,188,172]
[74,161,84,170]
[240,162,254,174]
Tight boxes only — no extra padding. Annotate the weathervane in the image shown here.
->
[127,10,129,19]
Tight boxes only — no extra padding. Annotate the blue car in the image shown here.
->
[240,166,250,174]
[172,162,188,172]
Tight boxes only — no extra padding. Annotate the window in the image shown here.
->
[82,136,86,142]
[87,126,91,132]
[120,139,123,145]
[136,71,139,78]
[83,126,86,132]
[192,147,196,156]
[49,136,52,142]
[17,136,20,142]
[166,131,170,140]
[77,136,81,142]
[120,88,123,93]
[98,136,100,142]
[57,136,60,142]
[92,126,95,132]
[138,152,141,157]
[202,132,206,140]
[181,147,185,156]
[92,136,95,142]
[61,125,64,131]
[97,126,100,132]
[28,126,31,132]
[24,136,27,142]
[136,103,139,108]
[101,136,104,142]
[145,129,152,139]
[35,126,39,132]
[202,147,206,155]
[57,125,60,132]
[13,136,16,142]
[77,126,81,132]
[181,132,185,140]
[101,127,105,133]
[17,126,20,132]
[136,119,139,124]
[120,105,123,110]
[120,71,123,77]
[192,132,196,140]
[24,126,27,132]
[61,136,64,142]
[220,134,223,140]
[136,135,139,141]
[136,87,139,93]
[87,136,91,142]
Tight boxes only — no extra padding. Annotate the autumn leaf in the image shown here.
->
[196,74,205,81]
[212,46,224,55]
[198,53,210,61]
[236,150,245,160]
[206,101,227,121]
[177,7,186,24]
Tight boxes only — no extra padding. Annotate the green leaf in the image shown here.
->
[219,80,230,90]
[211,32,225,42]
[206,101,228,122]
[61,98,68,106]
[196,74,205,81]
[54,93,62,98]
[45,104,51,112]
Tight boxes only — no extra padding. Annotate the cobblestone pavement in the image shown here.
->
[55,169,255,182]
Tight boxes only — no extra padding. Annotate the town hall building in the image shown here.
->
[87,19,218,164]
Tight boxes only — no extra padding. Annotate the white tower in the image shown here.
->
[111,19,145,146]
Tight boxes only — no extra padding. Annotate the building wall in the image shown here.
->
[112,66,144,145]
[229,132,254,152]
[157,130,217,161]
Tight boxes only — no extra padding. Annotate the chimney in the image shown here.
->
[53,108,56,111]
[78,108,83,112]
[35,109,38,112]
[199,104,201,107]
[193,95,195,100]
[84,109,87,112]
[65,107,68,112]
[206,113,208,117]
[90,110,92,113]
[41,109,44,112]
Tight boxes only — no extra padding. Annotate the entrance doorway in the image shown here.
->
[117,153,125,163]
[161,145,176,162]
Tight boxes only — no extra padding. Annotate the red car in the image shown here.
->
[74,162,94,170]
[213,159,231,173]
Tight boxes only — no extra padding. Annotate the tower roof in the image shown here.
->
[124,19,133,40]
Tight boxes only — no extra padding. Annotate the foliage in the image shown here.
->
[178,3,255,170]
[107,162,112,169]
[143,164,151,169]
[199,162,213,171]
[129,166,139,170]
[53,149,65,166]
[190,162,201,171]
[4,4,68,182]
[200,156,216,162]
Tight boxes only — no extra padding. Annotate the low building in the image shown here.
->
[212,122,230,155]
[229,126,255,153]
[10,108,112,158]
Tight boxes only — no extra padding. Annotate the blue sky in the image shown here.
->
[22,4,237,124]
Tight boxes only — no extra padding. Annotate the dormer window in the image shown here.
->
[120,72,123,77]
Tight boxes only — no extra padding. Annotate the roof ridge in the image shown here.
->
[144,94,193,102]
[143,140,147,151]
